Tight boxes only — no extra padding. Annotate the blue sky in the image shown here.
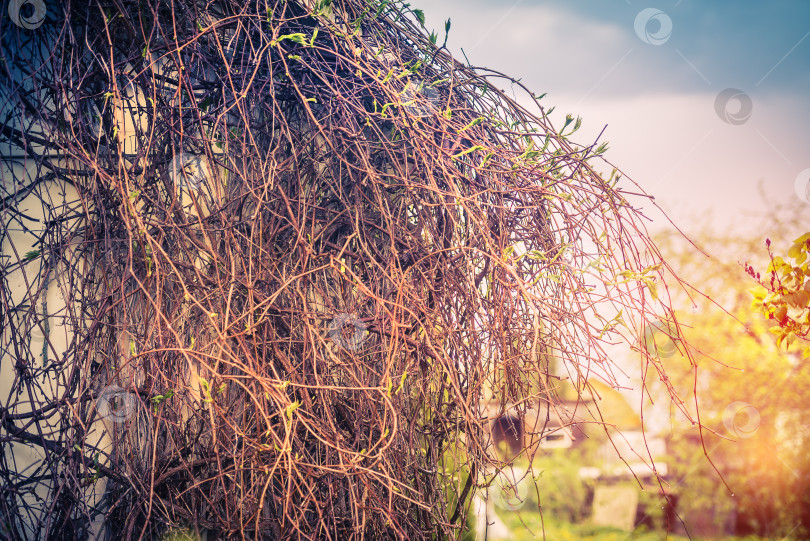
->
[421,0,810,236]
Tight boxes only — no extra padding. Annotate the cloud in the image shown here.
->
[423,1,810,232]
[428,0,810,98]
[428,1,642,97]
[547,91,810,233]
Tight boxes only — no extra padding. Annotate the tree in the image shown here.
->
[1,1,693,539]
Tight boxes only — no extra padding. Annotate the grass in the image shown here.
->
[499,512,687,541]
[497,511,784,541]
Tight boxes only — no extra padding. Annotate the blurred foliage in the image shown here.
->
[500,510,691,541]
[588,380,643,431]
[532,451,594,523]
[650,202,810,538]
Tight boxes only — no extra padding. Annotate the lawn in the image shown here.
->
[495,511,782,541]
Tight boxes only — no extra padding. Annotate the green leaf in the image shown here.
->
[24,250,40,261]
[395,371,408,394]
[563,114,574,130]
[272,33,309,47]
[452,145,485,158]
[645,277,658,301]
[459,116,484,132]
[413,9,425,27]
[285,400,301,420]
[314,0,332,15]
[595,142,610,155]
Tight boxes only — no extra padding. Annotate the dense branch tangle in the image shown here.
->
[0,0,685,539]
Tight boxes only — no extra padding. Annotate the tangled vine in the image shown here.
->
[0,0,693,539]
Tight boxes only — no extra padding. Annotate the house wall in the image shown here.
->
[0,161,112,538]
[480,399,575,462]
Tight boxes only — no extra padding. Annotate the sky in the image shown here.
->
[415,1,810,431]
[420,0,810,238]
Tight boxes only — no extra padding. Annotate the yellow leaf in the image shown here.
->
[792,232,810,245]
[751,285,768,300]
